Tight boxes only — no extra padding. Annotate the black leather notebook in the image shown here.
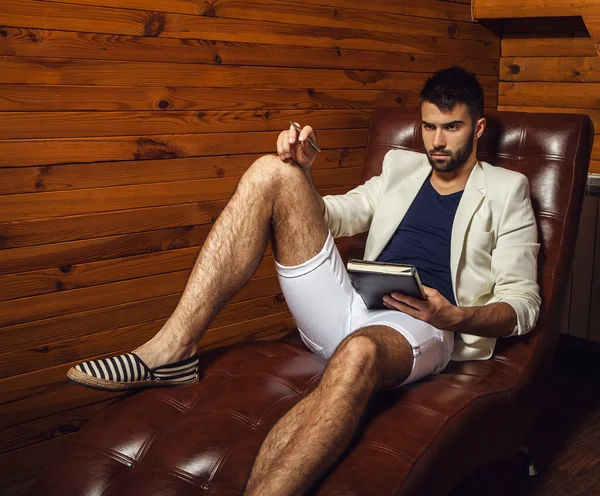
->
[347,259,426,310]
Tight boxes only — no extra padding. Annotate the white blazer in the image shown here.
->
[323,149,541,361]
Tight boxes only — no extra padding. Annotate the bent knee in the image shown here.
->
[242,154,306,193]
[332,335,379,381]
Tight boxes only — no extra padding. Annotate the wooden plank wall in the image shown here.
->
[499,16,600,173]
[0,0,499,493]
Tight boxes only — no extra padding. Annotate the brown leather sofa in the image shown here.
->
[29,108,593,495]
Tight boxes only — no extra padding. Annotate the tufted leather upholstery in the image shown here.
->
[29,108,593,496]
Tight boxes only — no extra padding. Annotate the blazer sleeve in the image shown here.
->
[322,151,391,238]
[488,175,542,337]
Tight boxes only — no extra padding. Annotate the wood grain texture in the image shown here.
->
[0,1,497,57]
[0,149,364,195]
[0,85,412,111]
[0,168,360,221]
[0,57,500,88]
[0,27,500,75]
[499,81,600,108]
[500,57,600,83]
[0,109,374,140]
[473,0,600,19]
[502,35,598,58]
[0,129,368,167]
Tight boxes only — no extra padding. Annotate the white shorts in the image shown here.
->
[276,233,455,387]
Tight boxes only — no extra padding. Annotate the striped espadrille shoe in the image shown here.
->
[67,352,199,391]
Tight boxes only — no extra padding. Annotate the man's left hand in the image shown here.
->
[382,286,463,331]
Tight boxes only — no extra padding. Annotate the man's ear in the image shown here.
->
[474,117,486,140]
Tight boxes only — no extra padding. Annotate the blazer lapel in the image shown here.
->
[450,163,486,300]
[366,165,431,260]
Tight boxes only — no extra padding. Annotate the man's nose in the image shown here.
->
[432,130,445,149]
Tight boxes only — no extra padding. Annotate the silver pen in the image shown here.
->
[289,120,321,153]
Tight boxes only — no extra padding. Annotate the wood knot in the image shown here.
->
[264,110,271,119]
[35,180,44,191]
[216,168,224,178]
[214,55,222,64]
[134,137,178,160]
[396,97,402,104]
[276,293,285,302]
[332,8,338,17]
[203,3,217,16]
[144,13,166,37]
[0,29,7,38]
[157,99,170,109]
[409,54,415,62]
[447,24,457,38]
[169,237,190,249]
[509,64,520,75]
[307,88,315,96]
[55,281,65,291]
[59,265,73,273]
[336,47,342,56]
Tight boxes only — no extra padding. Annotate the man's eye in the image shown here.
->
[446,125,458,130]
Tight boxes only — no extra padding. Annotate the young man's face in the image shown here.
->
[420,102,483,173]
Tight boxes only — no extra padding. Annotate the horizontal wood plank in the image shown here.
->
[0,294,182,355]
[0,85,416,112]
[502,35,597,57]
[0,27,498,74]
[0,1,497,57]
[0,109,374,140]
[0,168,361,221]
[276,0,472,22]
[473,0,600,19]
[589,160,600,174]
[0,247,202,302]
[498,82,600,108]
[0,224,212,276]
[0,57,499,89]
[0,128,368,167]
[500,57,600,83]
[0,149,363,196]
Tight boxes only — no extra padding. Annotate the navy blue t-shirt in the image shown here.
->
[377,176,463,305]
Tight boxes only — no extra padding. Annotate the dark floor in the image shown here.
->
[451,335,600,496]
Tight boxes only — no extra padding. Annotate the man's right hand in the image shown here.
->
[276,122,319,170]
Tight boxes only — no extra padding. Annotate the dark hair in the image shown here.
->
[419,66,484,123]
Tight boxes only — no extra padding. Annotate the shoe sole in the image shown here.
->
[67,367,199,392]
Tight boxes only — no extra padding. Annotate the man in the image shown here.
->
[68,66,541,495]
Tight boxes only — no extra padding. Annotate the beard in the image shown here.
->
[426,128,475,173]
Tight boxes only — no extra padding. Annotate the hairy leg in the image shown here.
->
[245,325,414,496]
[135,155,329,367]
